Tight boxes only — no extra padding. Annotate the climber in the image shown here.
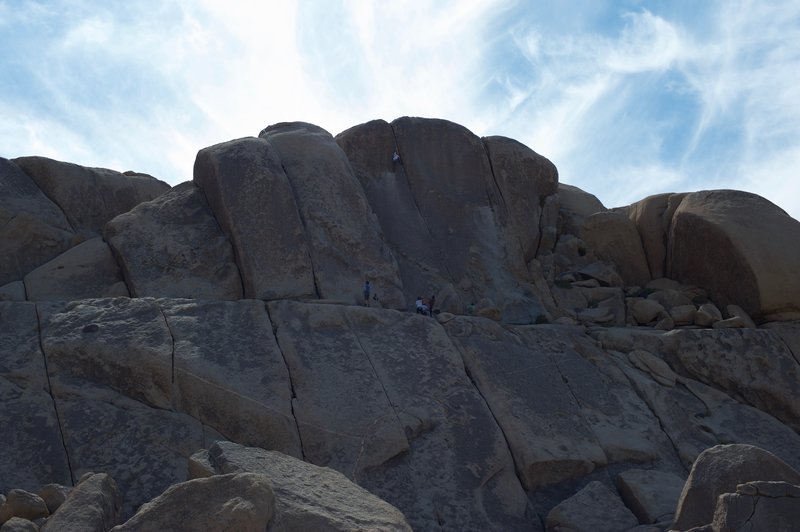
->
[415,296,429,316]
[392,149,401,164]
[363,280,371,307]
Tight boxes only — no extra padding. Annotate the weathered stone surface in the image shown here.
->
[661,328,800,431]
[725,304,756,329]
[160,299,301,456]
[54,384,208,519]
[191,441,413,532]
[0,490,48,523]
[105,181,242,299]
[647,288,693,309]
[269,302,533,530]
[268,301,408,477]
[24,238,128,301]
[668,189,800,321]
[13,156,168,236]
[545,481,638,532]
[40,298,173,409]
[627,349,677,387]
[581,211,650,286]
[261,122,405,308]
[0,282,25,301]
[0,158,76,285]
[41,473,121,532]
[669,304,697,326]
[112,473,274,532]
[616,468,685,524]
[626,193,686,279]
[712,486,800,532]
[38,484,70,515]
[672,444,800,531]
[0,303,71,494]
[482,135,558,263]
[193,137,315,300]
[761,320,800,365]
[559,183,606,217]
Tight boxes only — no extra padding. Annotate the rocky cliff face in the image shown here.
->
[2,117,799,531]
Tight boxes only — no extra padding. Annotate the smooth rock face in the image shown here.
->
[0,490,49,523]
[191,441,413,532]
[482,135,559,263]
[0,158,76,286]
[269,302,533,531]
[581,211,651,286]
[160,299,301,456]
[545,481,638,532]
[105,181,242,299]
[668,189,800,321]
[626,192,686,279]
[40,298,173,409]
[261,122,405,308]
[41,473,121,532]
[24,237,129,301]
[13,156,169,236]
[661,328,800,432]
[193,137,315,300]
[112,473,275,532]
[672,444,800,531]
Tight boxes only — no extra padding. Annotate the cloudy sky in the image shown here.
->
[2,0,799,219]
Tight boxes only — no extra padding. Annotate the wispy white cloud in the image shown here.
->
[1,0,798,220]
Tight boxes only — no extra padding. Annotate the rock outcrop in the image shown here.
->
[2,116,800,531]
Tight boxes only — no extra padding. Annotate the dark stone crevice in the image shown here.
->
[34,302,76,486]
[264,302,306,462]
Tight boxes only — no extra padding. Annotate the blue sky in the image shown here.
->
[2,0,799,219]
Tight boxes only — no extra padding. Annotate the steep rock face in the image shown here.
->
[580,211,650,286]
[482,135,558,263]
[194,137,315,300]
[338,117,549,322]
[0,158,77,286]
[13,156,169,236]
[105,181,242,299]
[268,301,533,531]
[625,192,687,279]
[668,189,800,321]
[260,122,405,308]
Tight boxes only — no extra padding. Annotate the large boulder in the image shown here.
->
[0,158,77,285]
[482,135,559,263]
[671,444,800,531]
[581,211,651,286]
[668,189,800,321]
[190,441,413,532]
[105,181,242,299]
[13,156,169,236]
[41,473,121,532]
[615,468,686,524]
[112,473,274,532]
[193,137,315,300]
[711,481,800,532]
[260,122,405,308]
[23,237,129,301]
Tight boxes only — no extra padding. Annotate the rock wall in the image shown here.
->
[2,116,800,531]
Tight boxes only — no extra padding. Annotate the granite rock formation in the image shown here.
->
[2,117,800,531]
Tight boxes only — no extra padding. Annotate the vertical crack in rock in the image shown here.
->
[608,355,688,472]
[194,185,246,298]
[264,302,306,461]
[548,351,607,466]
[481,140,507,213]
[34,303,75,485]
[447,333,529,493]
[154,302,177,391]
[342,310,407,480]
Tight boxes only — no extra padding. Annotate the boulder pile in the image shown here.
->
[1,117,799,531]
